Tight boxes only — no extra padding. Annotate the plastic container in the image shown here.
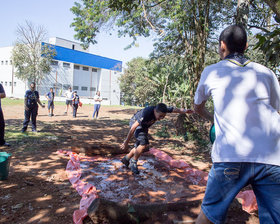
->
[209,124,216,144]
[0,152,11,180]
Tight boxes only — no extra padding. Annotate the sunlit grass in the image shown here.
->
[5,125,58,152]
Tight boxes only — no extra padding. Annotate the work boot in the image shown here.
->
[129,159,139,174]
[121,156,130,168]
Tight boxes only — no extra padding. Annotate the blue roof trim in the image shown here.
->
[42,42,122,72]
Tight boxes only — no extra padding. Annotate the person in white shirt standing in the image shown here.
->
[92,91,102,119]
[194,25,280,224]
[64,86,73,115]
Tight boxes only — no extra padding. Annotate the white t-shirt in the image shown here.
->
[194,59,280,166]
[94,95,102,105]
[65,90,73,100]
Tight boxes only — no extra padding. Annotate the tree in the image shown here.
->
[71,0,237,99]
[11,21,56,84]
[119,57,156,106]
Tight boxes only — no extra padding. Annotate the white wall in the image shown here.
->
[49,37,88,53]
[0,47,27,98]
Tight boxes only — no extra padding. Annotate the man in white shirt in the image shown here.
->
[64,86,73,115]
[194,25,280,224]
[92,91,102,118]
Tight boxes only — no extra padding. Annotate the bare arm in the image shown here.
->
[37,97,45,108]
[172,107,194,114]
[194,100,214,123]
[120,120,140,151]
[0,92,6,98]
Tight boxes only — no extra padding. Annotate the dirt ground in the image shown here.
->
[0,102,259,224]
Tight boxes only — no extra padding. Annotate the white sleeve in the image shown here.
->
[270,71,280,111]
[194,69,211,105]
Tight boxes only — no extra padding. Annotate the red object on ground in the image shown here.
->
[57,148,258,224]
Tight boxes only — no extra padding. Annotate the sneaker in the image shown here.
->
[48,114,52,117]
[32,129,37,133]
[21,129,26,133]
[0,142,10,147]
[121,156,130,168]
[64,112,67,115]
[129,160,139,174]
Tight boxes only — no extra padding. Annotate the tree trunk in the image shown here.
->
[263,0,280,19]
[236,0,250,28]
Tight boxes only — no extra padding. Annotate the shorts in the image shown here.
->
[48,101,54,110]
[66,100,72,106]
[202,162,280,224]
[133,128,149,151]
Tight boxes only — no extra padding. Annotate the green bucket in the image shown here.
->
[0,152,11,180]
[209,124,216,144]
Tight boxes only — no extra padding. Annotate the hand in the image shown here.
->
[24,106,30,111]
[120,142,128,151]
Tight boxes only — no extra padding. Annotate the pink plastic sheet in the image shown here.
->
[57,148,258,224]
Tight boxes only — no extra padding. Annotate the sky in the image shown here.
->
[0,0,155,67]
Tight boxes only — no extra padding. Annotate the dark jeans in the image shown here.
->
[22,106,38,131]
[73,104,78,117]
[93,104,101,118]
[0,109,6,145]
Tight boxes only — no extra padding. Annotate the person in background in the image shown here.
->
[93,91,102,119]
[120,103,193,174]
[194,25,280,224]
[45,87,55,117]
[72,91,80,118]
[0,83,10,147]
[64,86,73,115]
[22,82,45,133]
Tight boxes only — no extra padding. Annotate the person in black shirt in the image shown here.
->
[72,91,80,118]
[120,103,193,174]
[0,83,10,146]
[21,82,45,132]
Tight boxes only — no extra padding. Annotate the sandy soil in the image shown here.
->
[0,102,259,223]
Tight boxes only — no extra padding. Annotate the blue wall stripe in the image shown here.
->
[42,42,122,72]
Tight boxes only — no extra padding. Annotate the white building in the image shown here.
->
[0,37,122,105]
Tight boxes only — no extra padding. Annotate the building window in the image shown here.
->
[0,81,3,84]
[63,62,70,68]
[14,82,16,86]
[90,87,96,91]
[74,65,80,70]
[102,98,108,100]
[1,61,3,65]
[63,84,71,90]
[72,44,75,50]
[82,66,89,71]
[9,82,12,86]
[92,68,98,72]
[51,60,58,66]
[10,60,12,65]
[4,82,7,86]
[5,61,8,65]
[73,86,79,90]
[81,86,88,91]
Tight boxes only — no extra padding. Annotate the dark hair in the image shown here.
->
[155,103,168,113]
[219,25,247,54]
[30,82,35,86]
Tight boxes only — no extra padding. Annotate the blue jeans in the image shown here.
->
[93,104,101,118]
[202,162,280,224]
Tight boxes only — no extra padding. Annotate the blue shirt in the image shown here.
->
[46,92,55,102]
[25,90,39,108]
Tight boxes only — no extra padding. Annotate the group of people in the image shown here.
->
[0,25,279,223]
[120,25,280,223]
[20,85,103,133]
